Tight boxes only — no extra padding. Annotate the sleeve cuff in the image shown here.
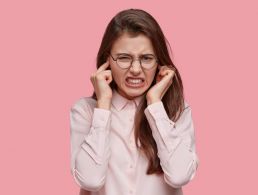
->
[146,101,176,127]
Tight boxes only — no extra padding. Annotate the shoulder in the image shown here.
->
[70,96,97,114]
[183,99,191,110]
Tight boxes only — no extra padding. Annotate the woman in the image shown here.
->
[70,8,199,195]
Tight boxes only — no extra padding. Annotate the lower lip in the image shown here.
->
[125,79,145,88]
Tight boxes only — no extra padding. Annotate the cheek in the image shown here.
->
[147,71,157,84]
[110,66,125,85]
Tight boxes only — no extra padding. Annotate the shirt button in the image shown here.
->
[129,164,133,169]
[129,190,133,194]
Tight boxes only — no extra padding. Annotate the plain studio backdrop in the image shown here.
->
[0,0,257,194]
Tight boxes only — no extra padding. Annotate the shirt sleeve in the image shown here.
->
[144,101,200,188]
[70,98,111,191]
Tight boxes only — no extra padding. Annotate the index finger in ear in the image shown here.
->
[96,59,110,73]
[170,66,176,72]
[160,65,176,72]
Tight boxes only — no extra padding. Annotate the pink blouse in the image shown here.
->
[70,89,199,195]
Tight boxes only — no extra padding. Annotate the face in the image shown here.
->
[109,32,158,100]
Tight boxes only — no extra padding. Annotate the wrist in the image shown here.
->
[147,98,161,106]
[97,99,111,110]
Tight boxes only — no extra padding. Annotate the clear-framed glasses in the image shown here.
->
[109,53,158,70]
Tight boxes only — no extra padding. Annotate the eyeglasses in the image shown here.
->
[109,53,158,70]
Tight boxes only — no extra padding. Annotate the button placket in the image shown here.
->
[129,135,136,149]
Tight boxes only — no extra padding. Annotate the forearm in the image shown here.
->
[74,129,111,191]
[144,101,199,188]
[70,102,112,191]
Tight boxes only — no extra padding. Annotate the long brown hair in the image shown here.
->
[91,9,185,175]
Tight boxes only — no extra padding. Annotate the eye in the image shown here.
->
[141,55,154,61]
[118,56,130,59]
[117,56,132,62]
[143,56,152,60]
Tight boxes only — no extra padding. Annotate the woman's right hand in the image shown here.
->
[90,59,113,109]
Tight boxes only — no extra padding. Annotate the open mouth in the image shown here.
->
[125,77,145,88]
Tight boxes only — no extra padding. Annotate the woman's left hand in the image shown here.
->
[146,65,176,105]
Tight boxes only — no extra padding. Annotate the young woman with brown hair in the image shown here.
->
[70,8,199,195]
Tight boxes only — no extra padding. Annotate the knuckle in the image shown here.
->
[95,74,100,79]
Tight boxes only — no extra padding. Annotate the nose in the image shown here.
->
[129,60,142,74]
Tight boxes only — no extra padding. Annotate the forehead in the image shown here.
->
[111,32,155,55]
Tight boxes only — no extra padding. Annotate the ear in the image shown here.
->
[156,64,161,74]
[153,65,160,83]
[107,57,112,70]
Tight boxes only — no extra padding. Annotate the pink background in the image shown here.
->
[1,0,257,194]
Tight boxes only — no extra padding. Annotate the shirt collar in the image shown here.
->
[111,88,145,111]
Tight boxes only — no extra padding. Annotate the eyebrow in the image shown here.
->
[115,53,155,56]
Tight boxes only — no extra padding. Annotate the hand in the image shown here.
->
[90,59,113,109]
[146,65,176,105]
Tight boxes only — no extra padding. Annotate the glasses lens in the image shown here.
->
[116,54,157,69]
[117,56,132,68]
[141,55,156,69]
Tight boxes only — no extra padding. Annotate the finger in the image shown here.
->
[96,61,110,74]
[103,70,113,84]
[156,71,174,90]
[95,70,112,85]
[156,67,169,83]
[96,60,110,74]
[158,69,174,82]
[160,66,175,74]
[158,65,170,70]
[159,65,176,73]
[157,66,168,76]
[90,73,96,85]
